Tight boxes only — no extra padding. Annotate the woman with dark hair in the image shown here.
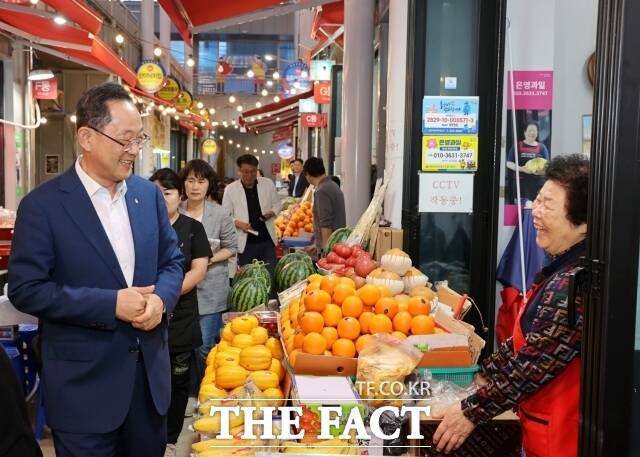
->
[506,121,551,203]
[434,154,589,457]
[149,168,211,457]
[178,160,238,381]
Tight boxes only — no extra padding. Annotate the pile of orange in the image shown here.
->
[280,274,444,363]
[275,201,313,238]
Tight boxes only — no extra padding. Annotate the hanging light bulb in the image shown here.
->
[246,70,255,78]
[53,16,67,25]
[40,116,48,124]
[236,143,240,148]
[69,114,77,123]
[219,135,224,139]
[273,95,280,103]
[301,70,308,78]
[115,34,124,45]
[228,139,233,144]
[272,71,280,80]
[209,108,215,115]
[186,56,195,67]
[29,0,39,4]
[184,109,190,115]
[153,46,162,57]
[237,105,243,112]
[245,146,250,151]
[269,150,274,154]
[266,80,274,88]
[229,95,236,104]
[199,109,206,116]
[255,101,262,108]
[261,89,268,97]
[196,101,204,109]
[254,148,258,153]
[174,115,179,120]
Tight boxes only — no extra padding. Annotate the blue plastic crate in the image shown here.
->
[418,365,480,387]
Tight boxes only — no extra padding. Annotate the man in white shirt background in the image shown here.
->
[8,83,184,457]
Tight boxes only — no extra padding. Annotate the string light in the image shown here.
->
[174,115,179,120]
[53,16,66,25]
[272,71,280,80]
[237,105,243,112]
[69,114,77,123]
[266,81,274,87]
[153,46,162,57]
[115,34,124,45]
[273,95,280,103]
[255,101,262,108]
[40,116,48,124]
[186,56,195,67]
[196,101,204,109]
[184,109,190,115]
[229,95,236,104]
[261,89,268,97]
[245,146,250,151]
[246,70,255,78]
[209,108,215,115]
[228,139,233,144]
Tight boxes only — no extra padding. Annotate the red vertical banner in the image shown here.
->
[32,79,58,100]
[301,113,327,128]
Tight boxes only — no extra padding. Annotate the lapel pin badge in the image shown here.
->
[134,198,139,204]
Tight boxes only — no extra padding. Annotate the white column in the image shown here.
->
[383,0,408,227]
[341,0,374,226]
[184,41,194,162]
[187,131,194,161]
[159,9,171,157]
[140,0,155,177]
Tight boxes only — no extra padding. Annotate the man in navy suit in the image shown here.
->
[8,83,184,457]
[287,158,309,197]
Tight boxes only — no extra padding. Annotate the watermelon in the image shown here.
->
[233,260,271,293]
[231,278,269,312]
[274,252,314,280]
[276,259,316,292]
[325,227,353,254]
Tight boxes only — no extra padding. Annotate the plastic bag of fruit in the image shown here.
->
[355,333,423,407]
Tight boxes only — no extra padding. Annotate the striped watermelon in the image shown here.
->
[325,227,353,254]
[233,260,271,293]
[231,278,269,312]
[274,252,314,280]
[276,259,316,292]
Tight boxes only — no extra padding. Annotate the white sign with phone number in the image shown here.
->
[418,173,474,213]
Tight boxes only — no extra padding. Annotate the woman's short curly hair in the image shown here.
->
[544,154,590,226]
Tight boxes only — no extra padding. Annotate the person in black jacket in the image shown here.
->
[150,168,212,457]
[0,346,43,457]
[288,158,309,197]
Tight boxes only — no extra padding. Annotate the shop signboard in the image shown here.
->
[418,173,474,213]
[277,143,293,159]
[422,96,479,134]
[136,61,165,94]
[301,113,327,128]
[421,135,478,171]
[32,78,58,100]
[175,90,193,110]
[201,139,218,155]
[156,77,181,102]
[282,61,311,95]
[314,81,331,104]
[299,98,318,113]
[272,126,292,143]
[310,60,334,81]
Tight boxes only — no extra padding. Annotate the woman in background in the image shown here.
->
[179,160,238,378]
[150,168,211,457]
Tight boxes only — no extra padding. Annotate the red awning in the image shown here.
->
[241,88,313,119]
[160,0,337,35]
[310,1,343,57]
[0,5,94,51]
[41,0,103,35]
[48,38,137,86]
[0,5,135,85]
[157,0,192,47]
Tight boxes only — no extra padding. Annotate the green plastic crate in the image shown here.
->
[418,365,480,387]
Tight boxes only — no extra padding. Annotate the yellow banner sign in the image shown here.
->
[175,90,193,110]
[156,77,180,102]
[201,139,218,155]
[136,61,165,93]
[421,135,478,171]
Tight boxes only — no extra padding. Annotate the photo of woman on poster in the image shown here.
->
[505,111,552,204]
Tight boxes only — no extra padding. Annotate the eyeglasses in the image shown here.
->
[87,126,150,152]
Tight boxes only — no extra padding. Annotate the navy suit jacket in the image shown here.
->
[288,173,309,198]
[8,166,184,434]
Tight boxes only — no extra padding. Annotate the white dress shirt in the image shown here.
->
[75,158,136,286]
[293,174,300,195]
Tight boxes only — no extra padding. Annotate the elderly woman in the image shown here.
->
[179,160,238,374]
[434,154,589,457]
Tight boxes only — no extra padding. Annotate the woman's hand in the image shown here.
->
[432,402,476,454]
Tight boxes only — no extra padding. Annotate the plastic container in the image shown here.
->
[418,365,480,387]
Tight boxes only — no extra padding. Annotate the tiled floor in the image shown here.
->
[36,397,199,457]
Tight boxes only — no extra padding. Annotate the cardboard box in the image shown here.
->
[371,227,404,261]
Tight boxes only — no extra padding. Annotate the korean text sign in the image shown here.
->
[421,135,478,171]
[422,96,479,134]
[418,173,474,213]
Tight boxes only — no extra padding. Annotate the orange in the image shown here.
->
[395,294,411,312]
[320,275,339,295]
[341,295,364,318]
[369,314,393,334]
[306,281,321,292]
[293,330,306,349]
[357,284,381,307]
[321,304,343,327]
[407,297,431,316]
[337,317,361,340]
[355,334,373,353]
[377,286,392,298]
[302,332,327,355]
[375,297,399,319]
[304,224,313,232]
[304,289,332,313]
[324,350,333,356]
[391,331,407,340]
[332,338,356,358]
[300,312,324,334]
[321,327,338,349]
[337,276,357,289]
[411,315,436,335]
[392,311,413,335]
[358,311,375,334]
[332,283,356,305]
